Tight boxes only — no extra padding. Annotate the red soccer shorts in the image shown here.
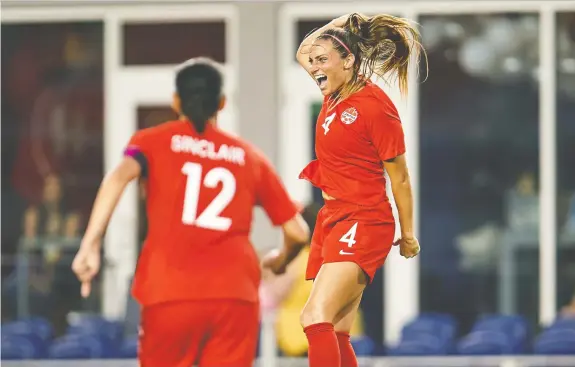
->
[138,299,259,367]
[306,199,395,283]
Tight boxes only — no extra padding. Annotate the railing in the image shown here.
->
[2,237,103,323]
[2,356,575,367]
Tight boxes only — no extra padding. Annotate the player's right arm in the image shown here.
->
[295,14,349,76]
[72,130,150,297]
[80,157,141,249]
[253,150,310,274]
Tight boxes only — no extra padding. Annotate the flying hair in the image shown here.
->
[311,14,427,110]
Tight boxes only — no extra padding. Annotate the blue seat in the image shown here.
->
[351,336,377,356]
[118,335,138,359]
[402,313,457,342]
[534,328,575,355]
[388,313,457,356]
[48,334,114,359]
[2,317,53,341]
[533,316,575,355]
[388,334,447,356]
[1,335,38,360]
[1,318,53,358]
[457,315,529,355]
[546,316,575,331]
[66,315,124,349]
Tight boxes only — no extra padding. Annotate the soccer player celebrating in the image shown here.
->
[71,57,309,367]
[296,13,422,367]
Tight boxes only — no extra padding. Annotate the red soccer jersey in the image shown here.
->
[125,120,299,306]
[300,80,406,207]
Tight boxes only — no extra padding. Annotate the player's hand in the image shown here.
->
[71,243,101,298]
[261,248,289,275]
[332,14,352,27]
[396,236,420,259]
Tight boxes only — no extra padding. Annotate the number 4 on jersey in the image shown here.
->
[339,222,358,248]
[322,112,336,135]
[181,162,236,231]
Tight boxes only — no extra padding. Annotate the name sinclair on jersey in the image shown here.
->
[171,134,245,166]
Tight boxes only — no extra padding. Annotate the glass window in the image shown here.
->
[123,21,226,65]
[556,12,575,315]
[418,14,540,333]
[1,22,104,333]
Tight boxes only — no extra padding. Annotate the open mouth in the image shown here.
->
[314,75,328,88]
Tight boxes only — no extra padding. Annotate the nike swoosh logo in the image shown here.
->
[339,250,354,255]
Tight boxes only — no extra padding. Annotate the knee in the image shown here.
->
[300,302,331,328]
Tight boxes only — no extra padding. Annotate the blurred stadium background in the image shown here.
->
[1,0,575,366]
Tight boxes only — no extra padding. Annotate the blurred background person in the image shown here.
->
[261,202,364,357]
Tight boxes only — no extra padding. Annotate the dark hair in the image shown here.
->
[175,57,223,133]
[317,14,425,107]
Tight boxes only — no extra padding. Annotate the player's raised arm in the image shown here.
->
[296,14,350,77]
[72,156,141,297]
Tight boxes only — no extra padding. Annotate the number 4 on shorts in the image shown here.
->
[339,222,358,248]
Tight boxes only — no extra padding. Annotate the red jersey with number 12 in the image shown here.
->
[300,81,406,208]
[125,120,298,306]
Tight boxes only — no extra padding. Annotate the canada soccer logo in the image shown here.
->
[341,107,358,125]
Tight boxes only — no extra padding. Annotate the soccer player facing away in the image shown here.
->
[71,57,309,367]
[287,13,423,367]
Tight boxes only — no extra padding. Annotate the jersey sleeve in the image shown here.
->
[253,149,300,226]
[366,104,406,162]
[124,129,154,178]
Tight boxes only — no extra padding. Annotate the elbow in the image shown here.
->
[284,214,311,246]
[390,175,412,199]
[391,172,411,188]
[289,223,310,246]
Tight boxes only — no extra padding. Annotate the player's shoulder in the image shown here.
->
[345,81,399,123]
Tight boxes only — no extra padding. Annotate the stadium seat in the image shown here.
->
[1,318,53,358]
[387,313,457,356]
[118,335,138,358]
[546,316,575,331]
[2,317,53,341]
[351,336,377,356]
[66,314,124,347]
[1,335,38,360]
[388,334,448,356]
[48,334,114,359]
[533,329,575,355]
[457,315,529,355]
[533,316,575,355]
[403,313,457,342]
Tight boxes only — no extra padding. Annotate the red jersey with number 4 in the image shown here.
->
[300,81,406,207]
[124,120,299,306]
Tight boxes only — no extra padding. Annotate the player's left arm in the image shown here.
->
[384,155,414,240]
[80,157,141,250]
[368,111,414,240]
